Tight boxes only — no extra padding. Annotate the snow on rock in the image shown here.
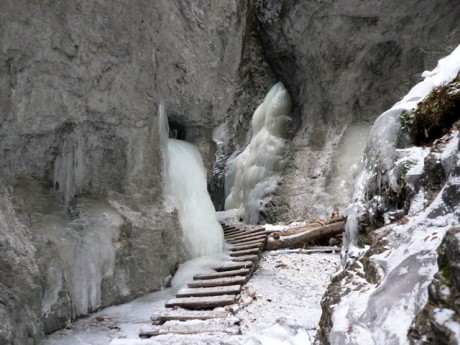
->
[323,44,460,345]
[409,226,460,344]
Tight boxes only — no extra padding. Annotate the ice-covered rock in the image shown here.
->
[318,45,460,345]
[224,82,292,224]
[409,227,460,345]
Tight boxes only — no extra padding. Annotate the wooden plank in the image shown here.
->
[165,294,236,309]
[227,232,267,241]
[227,235,266,244]
[194,268,250,280]
[225,228,266,240]
[225,230,266,241]
[224,229,240,235]
[176,285,242,297]
[212,260,253,271]
[228,242,264,251]
[188,276,247,288]
[229,248,260,257]
[230,254,259,262]
[139,318,240,337]
[223,225,237,229]
[222,225,237,229]
[150,309,228,323]
[227,238,266,248]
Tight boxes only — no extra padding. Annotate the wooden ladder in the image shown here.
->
[139,223,267,337]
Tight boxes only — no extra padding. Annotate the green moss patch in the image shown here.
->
[401,73,460,145]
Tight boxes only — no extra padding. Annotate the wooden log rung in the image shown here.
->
[165,294,237,309]
[140,318,240,337]
[223,229,240,235]
[225,227,264,235]
[228,242,264,251]
[227,238,266,247]
[188,276,247,288]
[212,260,253,272]
[150,309,229,323]
[150,309,228,324]
[225,229,266,241]
[231,254,259,262]
[229,248,260,257]
[193,267,251,280]
[227,235,267,245]
[176,284,242,298]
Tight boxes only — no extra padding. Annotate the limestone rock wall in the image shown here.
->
[254,0,460,221]
[0,1,260,344]
[2,0,460,343]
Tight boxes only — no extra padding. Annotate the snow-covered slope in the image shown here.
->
[319,44,460,345]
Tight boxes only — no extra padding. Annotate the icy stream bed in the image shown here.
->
[44,251,339,345]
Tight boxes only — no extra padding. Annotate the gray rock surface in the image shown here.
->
[0,1,262,344]
[1,0,460,344]
[255,0,460,221]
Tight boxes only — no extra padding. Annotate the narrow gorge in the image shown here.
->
[1,1,460,345]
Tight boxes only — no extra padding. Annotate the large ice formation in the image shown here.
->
[159,103,224,258]
[224,82,292,224]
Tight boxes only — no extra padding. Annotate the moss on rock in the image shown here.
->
[401,73,460,145]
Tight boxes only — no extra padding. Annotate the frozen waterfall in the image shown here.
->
[159,103,224,259]
[224,82,292,224]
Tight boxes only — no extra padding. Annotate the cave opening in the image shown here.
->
[168,121,187,140]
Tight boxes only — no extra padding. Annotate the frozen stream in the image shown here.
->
[44,251,339,345]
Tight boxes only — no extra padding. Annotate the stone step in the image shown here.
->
[176,285,242,298]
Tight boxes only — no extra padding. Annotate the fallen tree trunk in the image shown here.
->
[264,246,341,256]
[271,217,345,236]
[265,221,345,251]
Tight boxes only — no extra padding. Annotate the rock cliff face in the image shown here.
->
[1,0,460,344]
[254,0,460,221]
[0,1,266,344]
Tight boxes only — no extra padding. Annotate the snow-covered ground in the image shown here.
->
[44,251,339,345]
